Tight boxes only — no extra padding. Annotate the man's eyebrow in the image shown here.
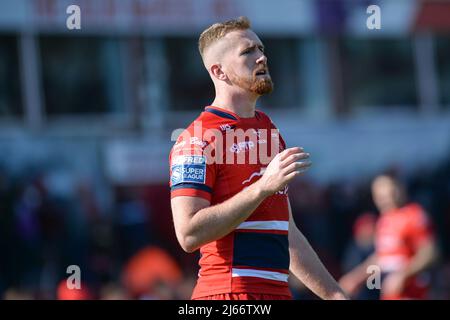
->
[240,44,264,52]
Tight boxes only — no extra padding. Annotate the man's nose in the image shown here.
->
[256,53,267,64]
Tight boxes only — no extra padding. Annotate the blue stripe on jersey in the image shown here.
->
[205,108,238,120]
[232,232,289,270]
[170,183,212,193]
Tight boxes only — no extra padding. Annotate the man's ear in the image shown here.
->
[210,64,227,81]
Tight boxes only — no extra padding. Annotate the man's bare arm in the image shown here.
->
[171,147,311,252]
[171,183,266,253]
[288,201,349,300]
[403,239,439,278]
[380,238,439,296]
[338,253,377,297]
[339,234,439,297]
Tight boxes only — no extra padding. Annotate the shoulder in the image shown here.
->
[256,109,280,131]
[170,110,231,156]
[404,203,427,217]
[403,203,431,228]
[255,109,272,122]
[185,109,238,135]
[172,112,215,140]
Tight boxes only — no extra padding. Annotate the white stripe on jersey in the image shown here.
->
[236,220,289,231]
[231,268,288,282]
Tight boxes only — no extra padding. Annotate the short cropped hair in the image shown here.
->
[198,16,251,59]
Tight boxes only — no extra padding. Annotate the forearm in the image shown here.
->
[347,253,378,284]
[402,241,438,278]
[289,227,348,300]
[184,181,268,251]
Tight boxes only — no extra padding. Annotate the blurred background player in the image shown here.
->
[339,175,439,300]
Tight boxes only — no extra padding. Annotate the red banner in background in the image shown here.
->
[415,0,450,32]
[32,0,239,31]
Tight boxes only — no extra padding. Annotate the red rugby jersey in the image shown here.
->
[169,105,291,299]
[375,203,434,272]
[375,202,435,299]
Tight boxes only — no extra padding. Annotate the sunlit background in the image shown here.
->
[0,0,449,299]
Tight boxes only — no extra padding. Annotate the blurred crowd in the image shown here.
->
[0,151,449,300]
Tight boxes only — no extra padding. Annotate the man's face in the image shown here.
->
[221,29,273,95]
[371,176,399,213]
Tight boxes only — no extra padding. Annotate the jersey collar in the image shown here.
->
[204,105,260,121]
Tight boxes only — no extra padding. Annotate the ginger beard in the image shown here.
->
[228,67,274,95]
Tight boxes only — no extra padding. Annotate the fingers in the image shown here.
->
[280,152,310,168]
[278,147,303,161]
[264,147,311,193]
[284,160,312,175]
[284,167,309,181]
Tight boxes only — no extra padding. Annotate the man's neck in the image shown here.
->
[211,92,259,118]
[380,203,400,213]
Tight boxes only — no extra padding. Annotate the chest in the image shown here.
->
[375,215,410,250]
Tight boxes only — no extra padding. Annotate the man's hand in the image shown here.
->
[338,272,365,297]
[382,271,407,297]
[256,147,311,196]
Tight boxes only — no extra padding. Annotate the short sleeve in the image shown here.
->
[169,131,216,202]
[406,205,435,250]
